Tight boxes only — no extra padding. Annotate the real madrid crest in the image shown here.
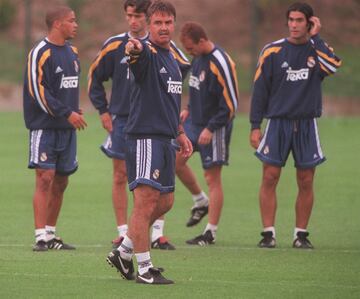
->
[307,56,316,68]
[40,152,48,162]
[263,145,269,155]
[152,169,160,180]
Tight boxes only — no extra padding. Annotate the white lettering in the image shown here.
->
[167,77,182,94]
[286,68,309,82]
[189,74,200,90]
[60,75,79,89]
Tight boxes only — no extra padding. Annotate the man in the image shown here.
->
[23,6,87,251]
[176,22,238,246]
[88,0,189,250]
[106,0,192,284]
[250,2,341,249]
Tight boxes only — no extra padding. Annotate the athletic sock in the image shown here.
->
[118,235,133,261]
[192,191,209,207]
[117,224,128,238]
[264,226,276,239]
[35,228,46,243]
[151,219,164,242]
[45,225,56,241]
[135,251,153,275]
[204,223,217,238]
[294,227,307,240]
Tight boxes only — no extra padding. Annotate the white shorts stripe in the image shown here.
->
[212,127,226,162]
[257,120,271,153]
[313,118,324,159]
[136,139,152,180]
[30,130,43,164]
[103,135,111,150]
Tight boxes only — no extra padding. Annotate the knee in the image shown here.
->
[204,170,221,188]
[36,171,54,192]
[164,196,174,211]
[133,189,159,217]
[297,173,314,191]
[262,171,280,188]
[55,177,69,193]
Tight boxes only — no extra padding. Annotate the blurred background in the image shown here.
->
[0,0,359,115]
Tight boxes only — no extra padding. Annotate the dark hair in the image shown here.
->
[45,6,73,30]
[286,2,314,23]
[124,0,152,14]
[180,22,208,44]
[146,0,176,23]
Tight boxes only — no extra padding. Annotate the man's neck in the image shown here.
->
[287,36,309,45]
[149,38,170,50]
[129,30,148,40]
[47,31,66,46]
[203,41,215,55]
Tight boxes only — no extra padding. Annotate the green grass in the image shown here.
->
[0,112,359,298]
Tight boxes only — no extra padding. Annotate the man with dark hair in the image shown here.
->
[177,21,238,246]
[88,0,189,250]
[250,2,341,249]
[23,6,87,251]
[106,0,192,285]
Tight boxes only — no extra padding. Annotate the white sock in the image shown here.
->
[193,191,209,207]
[264,226,276,238]
[151,219,164,242]
[118,235,134,261]
[35,228,46,243]
[204,223,217,238]
[45,225,56,241]
[294,227,307,240]
[117,224,128,237]
[135,251,153,275]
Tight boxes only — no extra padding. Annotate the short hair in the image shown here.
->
[146,0,176,23]
[123,0,152,14]
[45,6,73,30]
[286,2,314,23]
[180,22,208,44]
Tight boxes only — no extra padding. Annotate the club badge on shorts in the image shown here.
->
[152,169,160,180]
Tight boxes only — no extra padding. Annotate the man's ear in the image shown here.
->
[52,19,62,30]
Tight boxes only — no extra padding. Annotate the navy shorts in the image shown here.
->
[28,129,78,175]
[184,117,233,169]
[101,115,127,160]
[255,118,326,168]
[125,138,176,193]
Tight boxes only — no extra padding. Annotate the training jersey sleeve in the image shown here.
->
[207,51,239,132]
[88,39,123,114]
[250,45,282,130]
[128,42,152,83]
[27,47,72,118]
[170,41,191,80]
[311,34,342,78]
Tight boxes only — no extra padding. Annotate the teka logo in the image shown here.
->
[60,75,78,89]
[286,67,309,82]
[189,74,200,90]
[167,77,182,94]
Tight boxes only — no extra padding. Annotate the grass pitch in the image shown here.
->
[0,112,359,298]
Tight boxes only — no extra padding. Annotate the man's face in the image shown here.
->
[125,6,147,35]
[287,11,309,42]
[149,12,175,48]
[58,11,78,40]
[180,36,202,57]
